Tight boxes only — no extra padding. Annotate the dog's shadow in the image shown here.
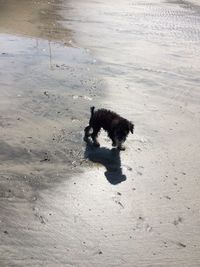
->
[84,140,126,185]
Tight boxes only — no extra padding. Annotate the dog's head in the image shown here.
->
[115,120,134,142]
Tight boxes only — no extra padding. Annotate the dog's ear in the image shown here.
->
[129,122,134,134]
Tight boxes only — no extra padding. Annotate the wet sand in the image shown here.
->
[0,0,200,266]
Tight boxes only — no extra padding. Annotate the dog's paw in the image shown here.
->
[118,145,126,151]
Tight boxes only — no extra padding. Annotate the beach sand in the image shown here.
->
[0,0,200,266]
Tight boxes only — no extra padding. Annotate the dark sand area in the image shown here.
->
[0,0,200,266]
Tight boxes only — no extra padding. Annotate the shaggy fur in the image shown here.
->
[84,107,134,150]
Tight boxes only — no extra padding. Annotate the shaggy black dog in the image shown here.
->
[84,107,134,150]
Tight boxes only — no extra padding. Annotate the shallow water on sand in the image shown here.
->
[61,0,200,106]
[0,2,104,265]
[0,0,103,174]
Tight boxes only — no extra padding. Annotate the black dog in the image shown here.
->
[84,107,134,150]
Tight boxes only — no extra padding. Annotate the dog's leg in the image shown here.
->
[91,127,100,147]
[84,106,95,142]
[112,139,117,147]
[109,134,117,147]
[117,142,126,151]
[84,125,91,141]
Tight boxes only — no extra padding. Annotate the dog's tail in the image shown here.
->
[90,106,95,118]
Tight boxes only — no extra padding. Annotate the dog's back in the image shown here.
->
[90,108,123,130]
